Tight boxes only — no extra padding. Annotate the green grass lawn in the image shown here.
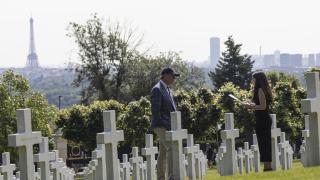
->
[203,160,320,180]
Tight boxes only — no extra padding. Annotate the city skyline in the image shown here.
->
[1,0,320,67]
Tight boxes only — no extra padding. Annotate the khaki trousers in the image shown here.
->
[154,127,173,180]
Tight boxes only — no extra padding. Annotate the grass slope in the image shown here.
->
[204,160,320,180]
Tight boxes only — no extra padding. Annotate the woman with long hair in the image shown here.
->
[243,71,273,171]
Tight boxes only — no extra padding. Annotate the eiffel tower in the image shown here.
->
[25,17,40,68]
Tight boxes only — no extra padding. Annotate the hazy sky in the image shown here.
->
[1,0,320,67]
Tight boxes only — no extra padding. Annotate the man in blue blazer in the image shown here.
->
[151,67,179,180]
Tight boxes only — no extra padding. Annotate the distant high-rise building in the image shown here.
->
[210,37,220,68]
[274,50,280,66]
[308,54,315,67]
[263,54,275,67]
[25,17,40,68]
[291,54,303,67]
[316,53,320,67]
[280,53,291,67]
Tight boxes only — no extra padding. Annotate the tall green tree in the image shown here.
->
[0,70,57,153]
[209,36,254,89]
[68,14,142,104]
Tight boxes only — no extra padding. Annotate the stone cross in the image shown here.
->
[165,111,188,180]
[301,115,311,167]
[92,144,106,180]
[183,134,197,180]
[194,144,203,179]
[237,148,244,174]
[0,174,3,180]
[89,160,98,180]
[216,142,226,175]
[130,147,143,180]
[34,137,56,180]
[0,152,16,180]
[50,150,65,180]
[251,134,260,172]
[300,141,307,166]
[243,142,252,173]
[8,109,42,180]
[15,171,20,180]
[279,132,288,170]
[96,110,124,180]
[120,154,131,180]
[181,154,188,178]
[270,114,281,170]
[301,72,320,166]
[220,113,239,175]
[141,134,158,180]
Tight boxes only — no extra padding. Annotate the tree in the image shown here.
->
[68,14,143,104]
[209,36,254,89]
[0,70,57,153]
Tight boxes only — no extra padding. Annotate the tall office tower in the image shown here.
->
[210,37,220,68]
[308,54,316,67]
[280,53,291,67]
[274,50,280,66]
[263,54,275,67]
[316,53,320,67]
[25,17,40,68]
[291,54,303,67]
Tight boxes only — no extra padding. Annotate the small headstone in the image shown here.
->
[0,152,16,180]
[8,109,42,180]
[165,111,188,180]
[96,110,124,180]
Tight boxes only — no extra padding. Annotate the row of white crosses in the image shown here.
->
[0,109,75,180]
[216,112,294,176]
[78,110,208,180]
[300,72,320,167]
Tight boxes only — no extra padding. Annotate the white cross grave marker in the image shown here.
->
[120,154,130,180]
[301,115,311,167]
[165,111,188,180]
[141,134,158,180]
[301,72,320,166]
[92,144,106,180]
[8,109,42,180]
[130,147,143,180]
[220,113,239,175]
[243,142,252,174]
[251,134,260,172]
[96,110,124,180]
[0,152,15,180]
[183,134,197,180]
[34,137,56,180]
[270,114,281,170]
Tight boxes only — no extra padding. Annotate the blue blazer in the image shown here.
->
[150,81,176,130]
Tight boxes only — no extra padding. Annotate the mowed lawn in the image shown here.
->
[204,160,320,180]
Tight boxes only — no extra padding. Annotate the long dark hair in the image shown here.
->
[252,71,272,105]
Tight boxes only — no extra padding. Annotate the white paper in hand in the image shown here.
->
[228,94,243,103]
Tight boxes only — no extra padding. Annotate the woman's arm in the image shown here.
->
[251,88,267,110]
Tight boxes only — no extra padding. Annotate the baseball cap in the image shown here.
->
[161,67,180,77]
